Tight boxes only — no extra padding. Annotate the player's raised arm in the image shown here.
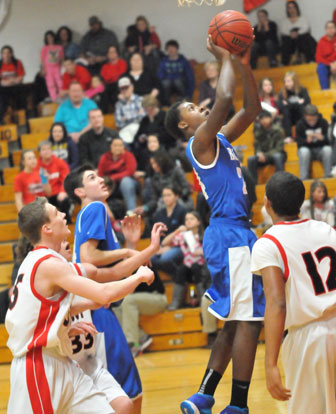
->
[220,41,262,142]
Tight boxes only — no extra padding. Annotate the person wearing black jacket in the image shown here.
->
[250,9,279,69]
[296,104,332,179]
[78,108,118,167]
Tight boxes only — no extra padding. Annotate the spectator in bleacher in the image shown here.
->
[315,21,336,90]
[97,137,138,212]
[37,140,72,222]
[162,211,205,310]
[48,122,79,170]
[158,40,195,106]
[296,104,332,179]
[250,9,279,69]
[247,110,286,184]
[126,52,160,99]
[134,134,162,182]
[277,71,311,141]
[40,31,64,102]
[54,81,97,143]
[84,75,108,113]
[56,26,80,61]
[300,180,335,226]
[124,15,162,73]
[280,1,316,66]
[14,150,51,212]
[133,151,192,217]
[78,108,118,167]
[331,102,336,169]
[259,77,279,118]
[198,61,218,110]
[60,58,91,97]
[0,45,25,122]
[115,77,145,145]
[100,45,127,107]
[80,16,119,75]
[118,269,167,357]
[133,95,174,158]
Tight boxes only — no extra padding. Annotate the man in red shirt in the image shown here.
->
[60,59,91,96]
[37,140,72,222]
[316,21,336,89]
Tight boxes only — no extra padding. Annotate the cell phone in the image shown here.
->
[39,168,48,184]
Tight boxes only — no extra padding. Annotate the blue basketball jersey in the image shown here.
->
[186,133,249,222]
[73,201,142,398]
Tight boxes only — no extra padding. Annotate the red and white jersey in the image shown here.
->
[251,219,336,330]
[5,247,79,358]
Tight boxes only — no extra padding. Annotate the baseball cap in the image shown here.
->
[304,104,318,116]
[118,77,131,89]
[89,16,100,26]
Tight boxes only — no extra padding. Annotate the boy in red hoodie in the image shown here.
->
[316,21,336,89]
[37,140,72,222]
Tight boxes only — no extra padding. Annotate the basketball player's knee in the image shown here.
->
[110,395,133,414]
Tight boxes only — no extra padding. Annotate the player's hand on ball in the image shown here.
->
[137,265,155,285]
[206,35,231,60]
[235,32,255,65]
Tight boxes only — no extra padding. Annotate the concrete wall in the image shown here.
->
[0,0,334,81]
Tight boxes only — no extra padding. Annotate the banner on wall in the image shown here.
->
[244,0,268,13]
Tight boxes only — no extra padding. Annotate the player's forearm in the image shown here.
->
[101,274,143,304]
[69,299,100,316]
[81,247,130,267]
[216,56,235,103]
[238,64,261,120]
[97,244,157,281]
[264,301,286,368]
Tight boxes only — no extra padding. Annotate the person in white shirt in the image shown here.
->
[251,171,336,414]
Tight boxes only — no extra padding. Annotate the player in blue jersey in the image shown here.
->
[64,164,166,414]
[165,36,264,414]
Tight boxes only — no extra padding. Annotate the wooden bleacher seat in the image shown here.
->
[21,133,47,150]
[0,243,14,263]
[0,263,13,288]
[0,324,11,363]
[3,167,19,185]
[0,203,18,221]
[0,124,18,143]
[37,102,59,117]
[0,223,19,243]
[29,116,54,134]
[0,141,9,159]
[0,185,15,202]
[104,114,116,130]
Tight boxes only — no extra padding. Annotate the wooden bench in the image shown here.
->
[0,186,15,202]
[0,324,11,363]
[2,167,19,185]
[0,263,13,288]
[0,223,19,243]
[21,133,47,150]
[0,243,14,263]
[29,116,54,134]
[0,141,9,159]
[0,203,18,221]
[104,114,116,130]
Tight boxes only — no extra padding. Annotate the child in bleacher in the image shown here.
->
[161,211,206,310]
[84,75,108,113]
[259,77,279,119]
[40,31,63,101]
[48,122,78,169]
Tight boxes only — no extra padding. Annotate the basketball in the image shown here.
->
[208,10,253,55]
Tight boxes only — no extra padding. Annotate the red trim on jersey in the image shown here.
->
[73,262,82,276]
[275,219,309,226]
[30,255,67,305]
[33,246,49,250]
[26,347,54,414]
[261,234,290,281]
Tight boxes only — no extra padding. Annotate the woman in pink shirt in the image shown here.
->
[41,30,64,101]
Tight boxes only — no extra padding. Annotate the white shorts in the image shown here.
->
[8,349,113,414]
[282,315,336,414]
[79,355,127,403]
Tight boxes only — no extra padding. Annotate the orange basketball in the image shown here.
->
[208,10,253,55]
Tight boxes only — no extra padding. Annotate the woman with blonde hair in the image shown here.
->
[277,71,311,140]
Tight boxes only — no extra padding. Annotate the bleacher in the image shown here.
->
[0,59,335,362]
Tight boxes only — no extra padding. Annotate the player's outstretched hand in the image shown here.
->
[150,222,168,251]
[121,214,142,247]
[136,265,155,285]
[206,35,231,60]
[235,31,255,65]
[266,365,291,401]
[68,321,98,338]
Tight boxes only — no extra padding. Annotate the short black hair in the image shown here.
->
[258,110,272,120]
[266,171,305,216]
[44,30,56,45]
[165,39,179,50]
[164,101,185,140]
[64,163,95,204]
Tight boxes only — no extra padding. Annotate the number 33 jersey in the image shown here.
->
[251,219,336,330]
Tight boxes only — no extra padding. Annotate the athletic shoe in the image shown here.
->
[139,334,153,353]
[219,405,249,414]
[180,393,215,414]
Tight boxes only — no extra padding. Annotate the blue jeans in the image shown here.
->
[298,146,333,179]
[316,63,331,90]
[151,247,183,279]
[119,177,138,211]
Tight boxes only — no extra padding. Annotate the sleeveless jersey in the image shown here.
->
[186,133,249,221]
[5,247,75,358]
[251,219,336,330]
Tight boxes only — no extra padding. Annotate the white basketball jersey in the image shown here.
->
[5,247,75,358]
[251,219,336,330]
